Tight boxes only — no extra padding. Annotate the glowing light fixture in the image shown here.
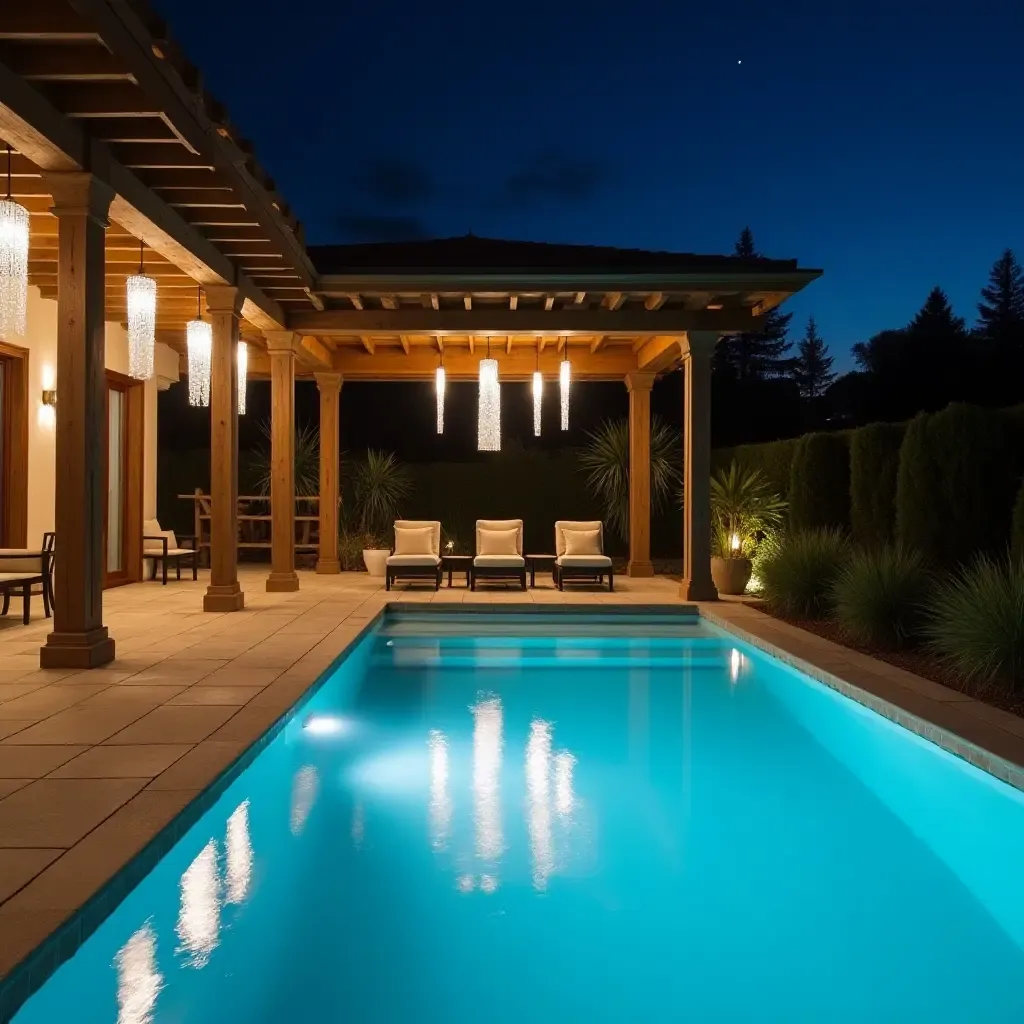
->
[126,240,156,380]
[730,532,741,553]
[435,351,445,433]
[559,350,572,430]
[186,286,211,408]
[477,338,501,451]
[0,146,29,338]
[532,347,543,436]
[236,341,248,415]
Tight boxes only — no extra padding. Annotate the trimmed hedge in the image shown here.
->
[849,421,906,548]
[711,437,800,501]
[788,432,851,531]
[1013,480,1024,562]
[896,403,1018,566]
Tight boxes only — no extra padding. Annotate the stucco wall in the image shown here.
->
[13,286,177,544]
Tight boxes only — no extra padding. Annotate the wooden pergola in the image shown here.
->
[0,1,820,669]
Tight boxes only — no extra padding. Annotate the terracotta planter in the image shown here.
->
[362,549,389,578]
[711,556,752,596]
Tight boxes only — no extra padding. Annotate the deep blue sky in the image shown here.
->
[154,0,1024,371]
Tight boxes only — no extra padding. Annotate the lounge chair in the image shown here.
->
[143,519,198,585]
[471,519,527,590]
[0,546,52,624]
[386,520,442,591]
[554,520,614,591]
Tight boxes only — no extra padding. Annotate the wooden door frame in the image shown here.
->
[0,342,29,548]
[103,370,144,588]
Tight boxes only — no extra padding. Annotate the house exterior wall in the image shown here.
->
[13,286,179,546]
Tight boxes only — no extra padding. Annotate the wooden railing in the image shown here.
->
[178,489,328,558]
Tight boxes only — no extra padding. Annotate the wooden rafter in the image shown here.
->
[645,292,667,310]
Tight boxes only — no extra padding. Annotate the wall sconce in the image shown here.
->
[39,365,56,430]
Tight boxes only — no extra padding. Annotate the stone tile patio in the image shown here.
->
[2,565,1024,1008]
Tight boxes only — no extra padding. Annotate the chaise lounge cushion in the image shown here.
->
[473,554,526,568]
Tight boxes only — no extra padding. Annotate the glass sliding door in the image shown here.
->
[103,371,144,588]
[106,386,127,579]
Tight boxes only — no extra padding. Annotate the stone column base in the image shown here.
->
[315,559,341,574]
[266,571,300,593]
[679,578,719,601]
[40,627,115,669]
[627,561,655,578]
[204,583,245,612]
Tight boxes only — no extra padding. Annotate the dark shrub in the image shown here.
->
[1013,481,1024,563]
[849,422,905,548]
[896,403,1018,566]
[713,437,801,502]
[830,545,930,648]
[923,556,1024,691]
[788,432,851,531]
[759,528,849,618]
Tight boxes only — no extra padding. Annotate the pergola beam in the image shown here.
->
[289,308,762,337]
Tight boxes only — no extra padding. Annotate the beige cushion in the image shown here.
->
[0,554,42,573]
[386,554,441,567]
[555,520,604,556]
[393,526,435,556]
[478,528,519,556]
[474,554,526,568]
[556,554,613,569]
[394,520,440,556]
[0,572,39,583]
[563,528,601,556]
[143,519,178,554]
[476,519,523,555]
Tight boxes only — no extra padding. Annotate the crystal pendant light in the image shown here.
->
[477,338,500,452]
[186,286,212,408]
[237,340,248,415]
[435,351,445,433]
[126,239,156,380]
[0,146,29,338]
[532,347,543,437]
[559,349,572,430]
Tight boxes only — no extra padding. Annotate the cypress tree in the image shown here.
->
[977,248,1024,353]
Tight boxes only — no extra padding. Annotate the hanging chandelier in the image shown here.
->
[532,347,543,437]
[237,340,248,414]
[477,338,500,452]
[559,348,572,430]
[186,286,211,408]
[126,240,156,380]
[0,146,29,338]
[435,351,445,433]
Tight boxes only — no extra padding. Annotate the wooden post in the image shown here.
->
[203,286,245,612]
[680,332,718,601]
[625,371,656,577]
[40,172,115,669]
[315,372,343,573]
[264,331,300,592]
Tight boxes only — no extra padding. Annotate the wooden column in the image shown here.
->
[40,173,115,669]
[315,372,343,573]
[203,286,245,612]
[625,371,656,577]
[680,332,718,601]
[265,331,300,592]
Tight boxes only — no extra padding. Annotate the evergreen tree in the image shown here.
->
[791,316,836,400]
[906,286,967,343]
[714,227,793,380]
[977,248,1024,352]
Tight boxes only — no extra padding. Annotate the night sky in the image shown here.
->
[151,0,1024,372]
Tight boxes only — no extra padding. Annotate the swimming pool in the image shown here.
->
[10,609,1024,1022]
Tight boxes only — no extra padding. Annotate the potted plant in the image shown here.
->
[351,449,412,577]
[710,462,787,595]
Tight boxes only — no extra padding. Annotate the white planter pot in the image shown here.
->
[362,549,389,578]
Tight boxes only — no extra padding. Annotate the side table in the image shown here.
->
[441,554,473,588]
[525,553,557,588]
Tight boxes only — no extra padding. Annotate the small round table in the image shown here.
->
[525,553,557,588]
[441,554,473,588]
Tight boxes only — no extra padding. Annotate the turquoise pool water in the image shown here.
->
[11,612,1024,1022]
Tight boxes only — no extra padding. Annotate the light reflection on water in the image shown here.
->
[224,800,252,906]
[114,922,161,1024]
[289,766,318,837]
[428,729,452,851]
[175,841,220,968]
[525,719,554,891]
[471,696,504,867]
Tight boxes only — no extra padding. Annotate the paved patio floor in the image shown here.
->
[3,565,1024,1009]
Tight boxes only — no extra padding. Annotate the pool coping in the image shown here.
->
[4,597,1024,1019]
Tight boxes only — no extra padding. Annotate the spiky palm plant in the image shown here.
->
[710,461,787,557]
[351,449,412,540]
[253,420,321,497]
[578,417,681,542]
